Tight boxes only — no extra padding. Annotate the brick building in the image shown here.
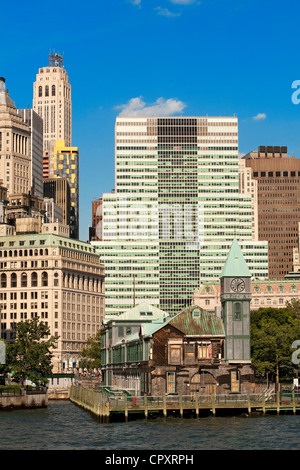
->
[243,146,300,279]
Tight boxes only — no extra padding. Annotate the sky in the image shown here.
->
[1,0,300,241]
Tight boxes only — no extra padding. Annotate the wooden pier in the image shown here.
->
[69,386,300,422]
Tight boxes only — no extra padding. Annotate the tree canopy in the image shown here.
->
[79,329,101,370]
[251,306,300,383]
[6,317,58,387]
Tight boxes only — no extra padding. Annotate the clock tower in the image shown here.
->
[220,238,252,363]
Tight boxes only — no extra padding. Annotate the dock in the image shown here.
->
[69,386,300,422]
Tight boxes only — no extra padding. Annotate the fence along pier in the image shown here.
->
[69,386,300,422]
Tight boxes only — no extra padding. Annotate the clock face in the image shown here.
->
[230,278,245,292]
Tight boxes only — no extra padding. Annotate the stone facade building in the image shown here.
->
[193,279,300,312]
[0,78,31,196]
[0,232,105,372]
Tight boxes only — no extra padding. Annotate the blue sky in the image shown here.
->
[1,0,300,240]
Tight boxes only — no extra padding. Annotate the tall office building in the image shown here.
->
[0,78,31,196]
[33,52,72,152]
[43,177,71,230]
[92,116,268,316]
[52,140,79,239]
[244,146,300,279]
[17,109,43,198]
[34,54,79,239]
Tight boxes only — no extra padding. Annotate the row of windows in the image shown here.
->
[0,272,49,288]
[254,171,300,178]
[38,85,56,97]
[0,248,49,258]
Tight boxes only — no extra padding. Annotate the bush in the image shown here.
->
[0,384,22,394]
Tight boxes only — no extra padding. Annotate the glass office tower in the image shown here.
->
[92,116,268,316]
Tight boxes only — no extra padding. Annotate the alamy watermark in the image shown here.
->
[0,340,6,365]
[292,340,300,365]
[97,197,205,250]
[291,81,300,104]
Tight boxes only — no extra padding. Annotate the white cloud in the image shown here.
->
[155,6,181,17]
[116,97,186,116]
[129,0,141,6]
[253,113,267,121]
[170,0,198,4]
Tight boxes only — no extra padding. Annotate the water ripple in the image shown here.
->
[0,401,299,450]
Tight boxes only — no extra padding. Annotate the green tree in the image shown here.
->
[285,298,300,319]
[79,329,101,370]
[251,307,300,384]
[6,317,58,387]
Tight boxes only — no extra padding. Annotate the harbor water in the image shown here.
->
[0,400,299,450]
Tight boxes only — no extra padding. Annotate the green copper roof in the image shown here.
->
[0,231,98,253]
[106,303,169,323]
[220,238,251,278]
[168,305,225,337]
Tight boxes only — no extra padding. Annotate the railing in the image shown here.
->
[108,393,282,411]
[70,385,300,422]
[0,387,47,397]
[110,392,300,409]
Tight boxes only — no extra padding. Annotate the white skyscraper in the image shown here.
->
[33,53,72,154]
[92,116,268,316]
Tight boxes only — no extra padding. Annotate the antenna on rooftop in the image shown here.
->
[49,52,64,68]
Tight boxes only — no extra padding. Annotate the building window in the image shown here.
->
[166,372,176,394]
[21,273,27,288]
[197,342,211,359]
[11,273,17,288]
[168,342,182,365]
[234,302,242,321]
[1,273,6,288]
[41,271,48,287]
[230,370,240,393]
[52,85,56,96]
[38,86,42,97]
[45,85,49,97]
[31,272,38,287]
[184,343,195,363]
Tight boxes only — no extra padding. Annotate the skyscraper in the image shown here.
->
[43,177,71,229]
[92,116,268,316]
[243,146,300,279]
[17,108,43,198]
[0,78,31,196]
[33,52,72,152]
[34,53,80,239]
[52,140,79,239]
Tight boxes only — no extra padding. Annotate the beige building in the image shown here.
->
[0,231,105,372]
[193,279,300,313]
[0,78,31,196]
[33,53,72,153]
[238,158,258,240]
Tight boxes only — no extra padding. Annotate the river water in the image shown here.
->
[0,400,299,451]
